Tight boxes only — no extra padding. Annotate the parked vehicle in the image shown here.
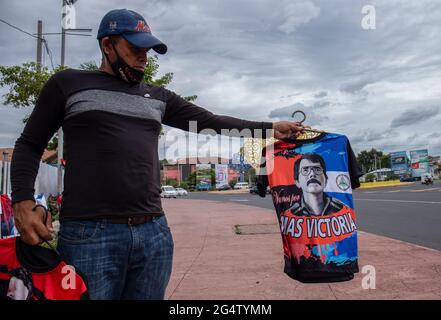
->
[161,185,177,198]
[175,187,188,196]
[421,173,434,185]
[216,184,231,191]
[249,186,258,194]
[400,175,417,182]
[233,182,249,190]
[196,181,211,191]
[249,186,271,194]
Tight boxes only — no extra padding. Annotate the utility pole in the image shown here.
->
[239,138,244,183]
[36,20,43,69]
[57,21,64,195]
[57,0,92,195]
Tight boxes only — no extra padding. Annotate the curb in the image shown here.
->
[359,182,415,189]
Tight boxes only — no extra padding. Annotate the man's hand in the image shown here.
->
[13,200,54,245]
[272,121,305,140]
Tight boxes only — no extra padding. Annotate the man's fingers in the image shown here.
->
[45,212,54,233]
[34,220,53,241]
[33,206,53,241]
[290,122,304,132]
[20,229,43,246]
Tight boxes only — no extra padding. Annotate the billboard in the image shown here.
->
[410,149,429,178]
[390,151,408,175]
[196,164,212,190]
[215,164,229,188]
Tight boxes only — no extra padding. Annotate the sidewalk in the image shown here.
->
[163,199,441,300]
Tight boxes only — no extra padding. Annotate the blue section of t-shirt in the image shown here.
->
[294,133,354,208]
[311,232,358,266]
[294,133,349,173]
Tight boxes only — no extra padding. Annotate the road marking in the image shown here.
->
[230,199,250,202]
[409,188,441,193]
[355,198,441,205]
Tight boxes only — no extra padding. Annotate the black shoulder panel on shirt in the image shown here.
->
[346,140,363,189]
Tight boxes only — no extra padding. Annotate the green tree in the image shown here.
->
[178,181,189,190]
[78,61,99,71]
[244,167,256,185]
[186,171,197,188]
[380,154,391,169]
[165,178,178,187]
[365,173,376,183]
[0,62,66,122]
[357,148,385,173]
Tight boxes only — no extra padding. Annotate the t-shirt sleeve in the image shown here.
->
[161,89,273,139]
[347,140,363,190]
[10,75,66,205]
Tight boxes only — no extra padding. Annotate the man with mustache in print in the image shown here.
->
[290,154,346,217]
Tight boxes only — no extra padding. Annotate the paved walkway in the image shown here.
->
[163,199,441,300]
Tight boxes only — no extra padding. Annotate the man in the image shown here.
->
[290,154,346,216]
[10,9,304,300]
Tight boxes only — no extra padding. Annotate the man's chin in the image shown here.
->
[306,185,323,193]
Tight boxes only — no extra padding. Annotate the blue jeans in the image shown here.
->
[56,215,174,300]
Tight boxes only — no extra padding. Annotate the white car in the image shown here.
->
[175,188,188,196]
[233,182,249,189]
[161,186,177,198]
[421,173,434,185]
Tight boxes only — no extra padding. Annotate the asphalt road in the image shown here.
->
[178,181,441,251]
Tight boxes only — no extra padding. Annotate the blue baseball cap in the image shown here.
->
[97,9,167,54]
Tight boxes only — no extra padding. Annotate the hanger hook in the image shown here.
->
[291,110,306,123]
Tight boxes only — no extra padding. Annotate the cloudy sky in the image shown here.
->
[0,0,440,159]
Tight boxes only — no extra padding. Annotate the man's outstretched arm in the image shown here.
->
[161,89,304,139]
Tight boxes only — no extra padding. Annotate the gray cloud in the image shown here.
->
[268,103,305,119]
[340,78,374,94]
[427,132,441,139]
[268,103,328,126]
[351,128,395,144]
[276,1,321,34]
[1,0,441,156]
[314,91,328,98]
[390,106,440,128]
[313,101,330,109]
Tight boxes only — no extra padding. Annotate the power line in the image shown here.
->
[36,32,92,36]
[0,18,58,69]
[42,39,55,70]
[0,18,44,41]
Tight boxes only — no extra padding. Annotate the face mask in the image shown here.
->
[105,41,145,84]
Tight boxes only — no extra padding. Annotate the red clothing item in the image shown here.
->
[1,194,15,237]
[0,237,89,300]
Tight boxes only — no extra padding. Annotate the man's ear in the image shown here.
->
[101,37,113,55]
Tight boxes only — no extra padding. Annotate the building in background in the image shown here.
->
[162,156,246,187]
[429,155,441,179]
[410,149,430,178]
[390,151,410,177]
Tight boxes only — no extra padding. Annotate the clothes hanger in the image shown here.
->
[291,110,324,134]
